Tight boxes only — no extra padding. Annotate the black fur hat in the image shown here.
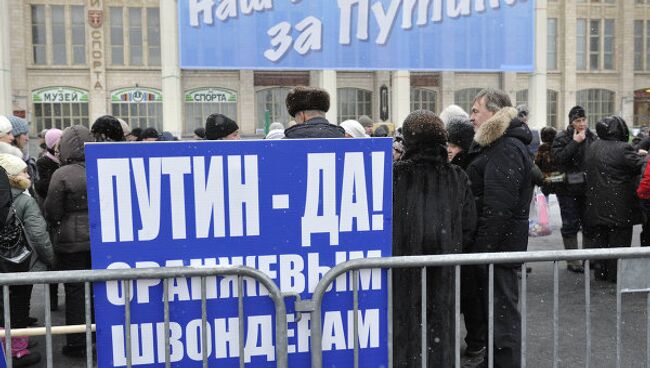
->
[205,113,238,140]
[91,115,125,142]
[402,110,447,149]
[569,105,586,124]
[285,86,330,117]
[446,119,474,151]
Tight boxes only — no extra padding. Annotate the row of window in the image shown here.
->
[31,5,160,67]
[30,87,622,135]
[546,17,615,72]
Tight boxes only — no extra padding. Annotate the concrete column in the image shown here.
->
[391,71,410,128]
[440,72,456,110]
[238,71,255,134]
[0,0,12,115]
[500,72,518,107]
[314,70,338,124]
[618,0,634,123]
[528,0,548,130]
[561,0,577,128]
[88,0,108,122]
[160,0,183,136]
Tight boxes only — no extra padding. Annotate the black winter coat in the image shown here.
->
[585,117,646,228]
[392,144,476,367]
[35,155,59,200]
[465,107,533,253]
[551,126,597,196]
[283,117,345,139]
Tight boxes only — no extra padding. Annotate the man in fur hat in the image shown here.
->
[463,88,534,368]
[284,86,345,139]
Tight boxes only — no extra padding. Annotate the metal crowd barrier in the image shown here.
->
[301,247,650,368]
[0,266,289,368]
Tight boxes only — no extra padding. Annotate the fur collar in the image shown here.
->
[474,107,518,147]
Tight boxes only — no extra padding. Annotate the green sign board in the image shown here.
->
[185,88,237,103]
[32,87,89,103]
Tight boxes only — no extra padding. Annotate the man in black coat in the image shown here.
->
[585,116,646,282]
[283,86,345,139]
[464,89,533,368]
[393,110,476,367]
[551,106,597,273]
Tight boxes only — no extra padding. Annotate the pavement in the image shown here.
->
[19,196,650,367]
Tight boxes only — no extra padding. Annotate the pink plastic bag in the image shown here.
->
[529,193,552,237]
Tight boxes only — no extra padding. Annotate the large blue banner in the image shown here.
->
[179,0,534,71]
[86,139,393,367]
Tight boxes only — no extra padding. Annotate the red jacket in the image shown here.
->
[638,160,650,200]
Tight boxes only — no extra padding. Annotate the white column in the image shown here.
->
[562,0,577,128]
[528,0,548,130]
[314,70,337,124]
[618,0,634,123]
[0,0,12,115]
[391,71,410,129]
[238,71,255,134]
[440,72,456,110]
[160,0,183,136]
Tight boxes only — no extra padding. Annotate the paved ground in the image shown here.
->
[19,196,650,367]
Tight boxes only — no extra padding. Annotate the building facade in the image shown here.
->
[3,0,650,136]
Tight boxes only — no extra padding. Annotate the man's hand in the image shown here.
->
[573,128,586,143]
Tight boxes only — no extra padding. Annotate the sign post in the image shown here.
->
[86,139,393,367]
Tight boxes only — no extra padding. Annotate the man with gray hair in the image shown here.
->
[463,88,533,368]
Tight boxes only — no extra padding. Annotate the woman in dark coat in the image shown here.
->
[585,116,646,282]
[44,125,95,357]
[393,110,476,367]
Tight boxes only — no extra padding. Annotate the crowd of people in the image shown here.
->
[0,85,647,367]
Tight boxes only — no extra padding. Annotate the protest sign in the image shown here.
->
[85,138,393,367]
[179,0,534,71]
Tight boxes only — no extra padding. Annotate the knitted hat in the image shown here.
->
[402,110,447,149]
[205,114,238,140]
[340,120,369,138]
[540,126,557,144]
[193,127,206,139]
[91,115,126,142]
[0,153,26,176]
[7,116,29,137]
[0,117,13,137]
[372,125,389,137]
[358,115,374,128]
[446,119,475,151]
[45,128,63,149]
[569,106,586,124]
[269,122,285,131]
[439,105,469,127]
[265,129,285,140]
[285,86,330,117]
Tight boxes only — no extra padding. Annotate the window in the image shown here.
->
[31,5,86,66]
[31,5,46,65]
[110,7,161,66]
[110,7,124,65]
[110,88,164,131]
[256,87,292,131]
[514,89,559,127]
[184,88,238,135]
[71,6,86,65]
[147,8,161,66]
[576,89,615,126]
[337,88,372,123]
[454,88,483,115]
[547,18,558,70]
[577,19,615,71]
[634,20,650,72]
[410,88,437,112]
[51,6,66,65]
[32,87,90,132]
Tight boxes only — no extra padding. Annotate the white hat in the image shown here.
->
[0,153,26,176]
[0,117,13,137]
[340,120,369,138]
[265,129,285,140]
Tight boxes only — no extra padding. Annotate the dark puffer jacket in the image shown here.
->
[44,126,94,253]
[393,144,476,367]
[551,126,597,196]
[465,107,533,253]
[284,117,345,139]
[585,117,646,228]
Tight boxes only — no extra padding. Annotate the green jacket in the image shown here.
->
[12,188,54,271]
